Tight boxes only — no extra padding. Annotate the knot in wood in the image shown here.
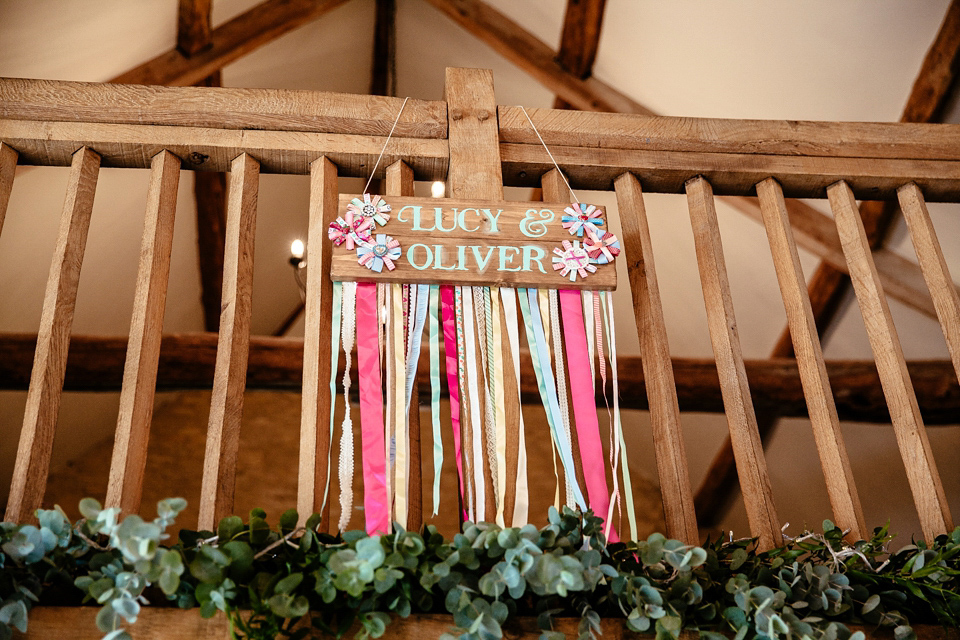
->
[450,109,463,121]
[477,110,490,121]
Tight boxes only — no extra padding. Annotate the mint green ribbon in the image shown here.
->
[428,285,443,515]
[322,281,343,515]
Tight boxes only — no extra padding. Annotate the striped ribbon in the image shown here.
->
[454,286,474,521]
[548,289,576,509]
[462,287,486,520]
[440,286,466,517]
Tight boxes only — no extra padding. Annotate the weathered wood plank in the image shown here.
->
[498,106,960,161]
[902,0,960,123]
[0,142,16,237]
[111,0,351,86]
[756,178,866,542]
[0,78,447,139]
[499,142,960,201]
[423,0,651,114]
[899,183,960,384]
[556,0,607,80]
[829,181,954,542]
[0,332,958,423]
[296,157,338,532]
[0,119,449,178]
[197,154,260,532]
[686,176,781,551]
[177,0,212,56]
[615,172,698,545]
[105,151,181,515]
[4,147,100,524]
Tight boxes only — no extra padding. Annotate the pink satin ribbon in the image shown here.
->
[356,282,389,535]
[559,289,617,542]
[440,285,466,518]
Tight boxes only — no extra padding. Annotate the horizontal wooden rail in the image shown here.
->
[0,119,448,178]
[1,332,958,424]
[0,77,447,138]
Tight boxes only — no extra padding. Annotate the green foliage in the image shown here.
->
[3,500,960,640]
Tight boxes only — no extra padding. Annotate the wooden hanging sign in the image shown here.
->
[328,194,618,290]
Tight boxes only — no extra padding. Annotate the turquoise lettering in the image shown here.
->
[483,208,504,233]
[498,246,521,272]
[522,245,547,273]
[471,246,496,272]
[520,208,555,238]
[433,245,459,270]
[455,208,481,232]
[434,207,458,232]
[408,244,433,269]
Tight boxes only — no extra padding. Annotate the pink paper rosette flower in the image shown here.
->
[357,234,401,272]
[552,239,596,281]
[328,211,373,250]
[347,193,392,229]
[562,203,604,237]
[584,230,621,264]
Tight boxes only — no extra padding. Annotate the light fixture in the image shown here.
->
[290,239,306,299]
[431,181,445,198]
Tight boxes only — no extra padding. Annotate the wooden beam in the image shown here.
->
[177,0,213,57]
[422,0,652,114]
[111,0,351,86]
[370,0,397,97]
[553,0,607,109]
[694,0,960,526]
[2,333,959,423]
[0,78,448,139]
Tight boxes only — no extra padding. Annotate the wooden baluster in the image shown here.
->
[828,180,953,542]
[756,178,866,541]
[685,176,781,550]
[615,172,699,545]
[5,147,100,523]
[899,183,960,385]
[105,150,181,515]
[385,160,423,530]
[445,67,509,523]
[297,156,338,532]
[198,154,259,532]
[0,142,17,237]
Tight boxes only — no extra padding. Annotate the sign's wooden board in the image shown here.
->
[329,195,617,290]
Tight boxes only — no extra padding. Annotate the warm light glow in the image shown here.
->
[290,239,305,259]
[431,181,445,198]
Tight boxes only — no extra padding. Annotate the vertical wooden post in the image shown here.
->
[5,147,100,523]
[198,153,259,532]
[297,156,339,532]
[614,172,699,545]
[444,67,511,523]
[0,142,17,238]
[105,150,181,515]
[756,178,865,541]
[385,160,423,530]
[898,183,960,385]
[685,176,781,551]
[829,180,953,542]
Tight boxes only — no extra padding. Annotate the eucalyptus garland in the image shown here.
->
[1,498,959,640]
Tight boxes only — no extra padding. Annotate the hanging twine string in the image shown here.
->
[519,105,581,204]
[363,96,410,195]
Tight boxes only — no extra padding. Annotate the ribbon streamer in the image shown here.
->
[337,282,355,532]
[462,287,486,520]
[324,282,342,519]
[428,286,444,516]
[549,289,576,509]
[355,282,389,534]
[490,289,508,527]
[454,286,475,521]
[440,286,466,517]
[499,288,528,526]
[391,283,408,528]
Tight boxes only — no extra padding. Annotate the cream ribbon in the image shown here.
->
[603,291,637,540]
[391,283,408,528]
[499,288,529,526]
[536,289,561,511]
[490,288,508,527]
[461,286,486,520]
[338,282,357,532]
[549,288,576,509]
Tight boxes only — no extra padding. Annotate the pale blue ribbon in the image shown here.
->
[428,285,443,515]
[404,284,431,414]
[322,281,343,515]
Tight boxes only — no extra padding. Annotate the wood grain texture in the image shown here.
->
[0,331,958,423]
[384,161,423,530]
[756,178,866,541]
[829,181,954,542]
[105,151,181,515]
[329,195,616,290]
[4,147,100,524]
[902,0,960,124]
[177,0,212,56]
[0,142,16,238]
[723,195,949,319]
[112,0,351,86]
[499,141,960,201]
[198,153,260,531]
[195,170,227,332]
[370,0,397,97]
[296,157,338,532]
[424,0,651,114]
[445,67,503,521]
[899,183,960,384]
[0,119,449,178]
[556,0,607,79]
[1,78,447,139]
[498,106,960,160]
[685,176,781,551]
[614,172,699,545]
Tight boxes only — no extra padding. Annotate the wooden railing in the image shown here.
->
[1,70,958,556]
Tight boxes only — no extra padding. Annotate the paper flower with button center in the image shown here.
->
[357,234,401,272]
[553,240,596,281]
[328,211,372,250]
[562,203,604,237]
[347,194,391,229]
[584,230,621,264]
